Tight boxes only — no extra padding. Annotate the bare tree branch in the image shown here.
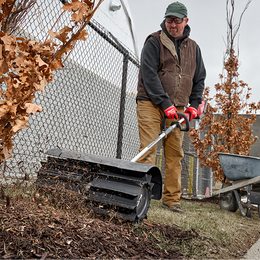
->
[226,0,252,53]
[1,0,37,34]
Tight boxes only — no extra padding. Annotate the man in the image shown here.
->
[136,1,206,214]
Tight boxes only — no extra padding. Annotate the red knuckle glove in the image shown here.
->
[185,107,198,121]
[164,105,178,119]
[183,113,190,123]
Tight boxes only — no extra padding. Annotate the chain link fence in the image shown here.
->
[2,0,140,184]
[1,0,212,197]
[181,121,213,197]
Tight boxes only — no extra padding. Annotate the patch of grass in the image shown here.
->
[1,183,36,199]
[147,198,260,258]
[132,219,208,259]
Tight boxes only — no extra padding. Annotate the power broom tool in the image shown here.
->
[36,102,206,222]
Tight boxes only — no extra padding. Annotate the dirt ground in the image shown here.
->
[0,193,259,259]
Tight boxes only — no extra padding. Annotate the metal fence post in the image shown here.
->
[116,53,129,159]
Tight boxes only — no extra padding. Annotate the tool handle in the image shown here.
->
[162,112,190,132]
[131,113,189,163]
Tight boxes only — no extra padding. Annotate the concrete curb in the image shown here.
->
[243,238,260,259]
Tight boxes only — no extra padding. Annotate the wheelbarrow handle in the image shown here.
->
[162,112,190,132]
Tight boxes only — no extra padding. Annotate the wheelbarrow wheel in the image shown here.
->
[219,184,239,212]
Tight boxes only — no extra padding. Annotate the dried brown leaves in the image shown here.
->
[189,51,260,182]
[0,0,103,163]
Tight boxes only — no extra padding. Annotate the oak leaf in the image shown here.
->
[0,106,8,117]
[33,77,47,93]
[48,26,72,43]
[10,104,18,117]
[24,103,43,114]
[71,5,90,22]
[0,58,9,75]
[83,0,94,7]
[62,0,84,12]
[35,55,48,68]
[0,44,2,59]
[75,30,88,41]
[49,57,63,71]
[1,34,16,52]
[12,116,30,133]
[2,146,12,160]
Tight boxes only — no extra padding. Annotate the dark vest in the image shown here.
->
[137,30,197,107]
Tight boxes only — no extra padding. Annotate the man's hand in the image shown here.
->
[164,105,178,119]
[184,107,198,121]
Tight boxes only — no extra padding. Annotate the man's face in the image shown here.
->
[165,16,189,39]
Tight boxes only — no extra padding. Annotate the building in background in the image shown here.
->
[93,0,139,57]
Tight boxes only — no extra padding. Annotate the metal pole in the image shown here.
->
[131,118,184,162]
[195,120,200,197]
[116,53,129,159]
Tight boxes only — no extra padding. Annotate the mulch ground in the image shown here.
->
[1,191,258,259]
[0,195,203,259]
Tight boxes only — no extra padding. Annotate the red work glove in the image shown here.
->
[164,105,178,119]
[184,107,198,121]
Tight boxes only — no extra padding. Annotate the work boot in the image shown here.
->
[162,203,185,214]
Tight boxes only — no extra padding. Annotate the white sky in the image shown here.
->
[128,0,260,105]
